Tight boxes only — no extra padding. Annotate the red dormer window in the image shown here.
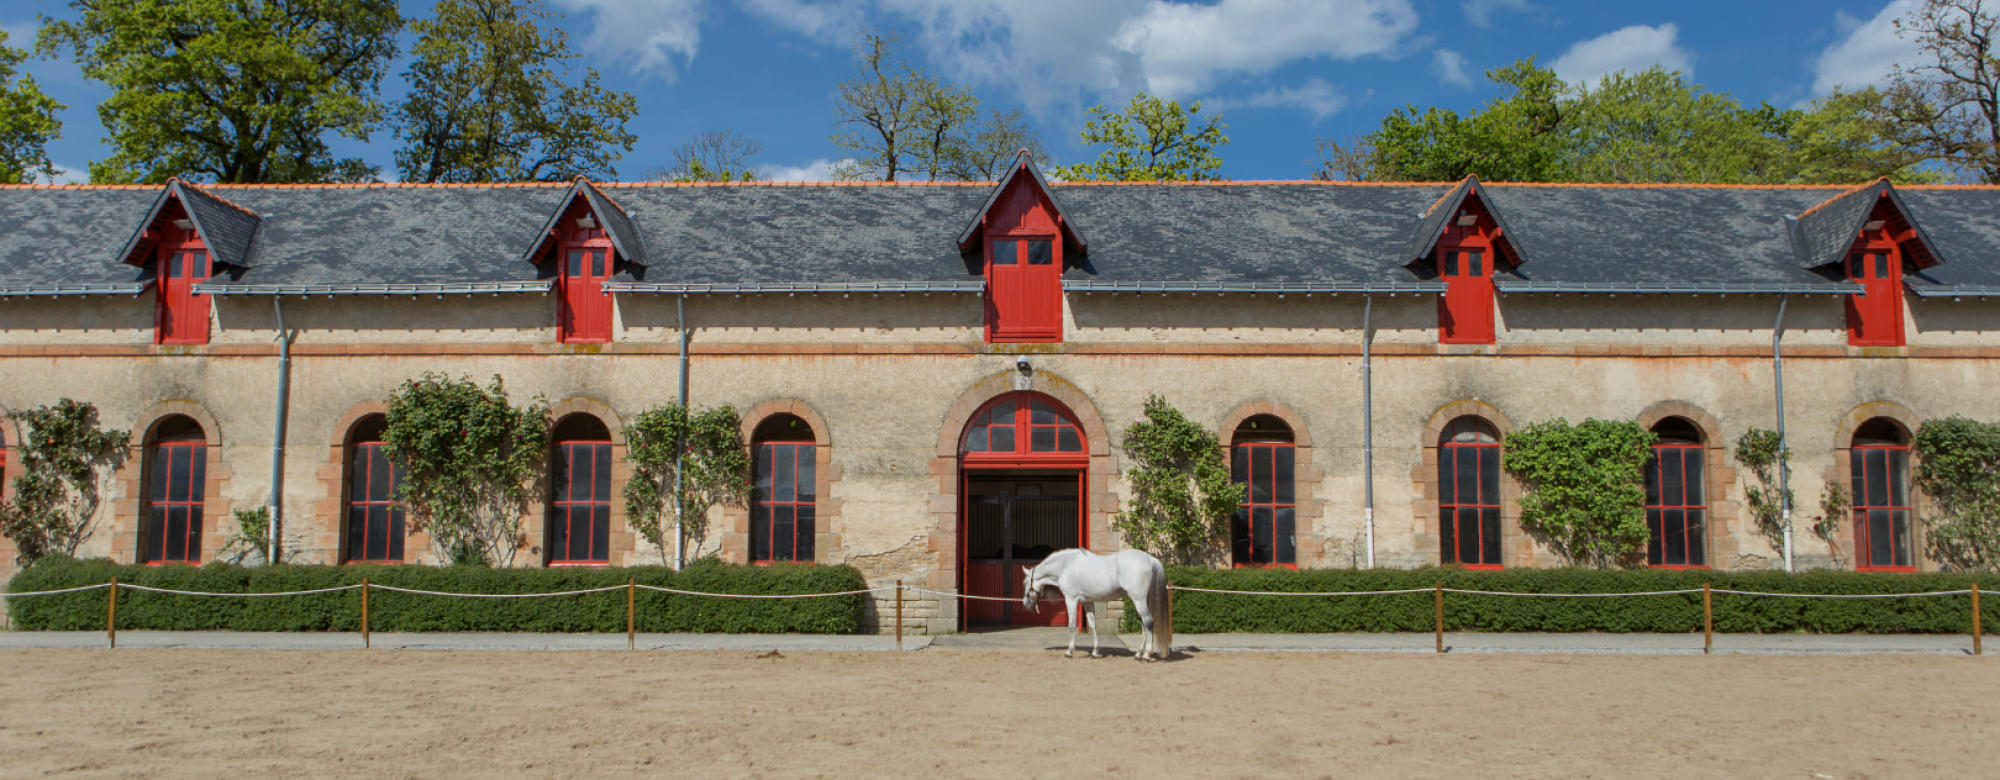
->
[155,217,211,345]
[1437,206,1497,345]
[555,204,614,343]
[1844,199,1907,347]
[979,169,1065,343]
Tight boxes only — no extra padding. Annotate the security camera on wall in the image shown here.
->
[1016,356,1031,374]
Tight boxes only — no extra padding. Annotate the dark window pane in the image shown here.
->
[1891,510,1911,566]
[1480,508,1502,565]
[1478,448,1499,505]
[1028,240,1052,265]
[774,505,796,561]
[1250,507,1273,564]
[1031,402,1056,425]
[990,425,1014,452]
[1439,508,1458,563]
[1230,509,1250,565]
[1436,449,1456,506]
[750,504,771,562]
[1443,250,1458,276]
[549,507,570,559]
[1875,253,1890,279]
[797,506,816,562]
[1468,251,1483,276]
[1869,509,1893,565]
[592,444,612,498]
[149,448,169,503]
[346,507,366,561]
[1850,449,1866,502]
[773,451,794,501]
[1687,510,1706,566]
[795,445,816,501]
[1888,449,1908,506]
[1662,509,1686,565]
[992,241,1018,265]
[1644,457,1662,505]
[963,426,987,453]
[1232,447,1248,485]
[1661,449,1683,507]
[598,250,613,277]
[1646,509,1664,565]
[167,447,192,502]
[592,506,610,560]
[1248,447,1271,504]
[991,402,1016,427]
[143,509,165,562]
[1057,427,1081,452]
[567,250,584,276]
[164,507,187,561]
[1865,449,1889,507]
[368,447,393,501]
[1274,446,1295,504]
[754,444,774,499]
[1460,508,1483,564]
[1275,508,1296,564]
[1453,448,1479,507]
[1684,453,1704,506]
[1031,427,1055,452]
[1847,254,1863,280]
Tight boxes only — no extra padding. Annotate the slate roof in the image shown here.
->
[0,177,1996,297]
[1787,179,1943,270]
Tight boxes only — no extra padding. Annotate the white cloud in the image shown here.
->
[1811,0,1922,96]
[1433,49,1472,87]
[739,0,866,40]
[553,0,705,83]
[1213,78,1345,119]
[762,158,847,181]
[1550,23,1693,87]
[1462,0,1533,28]
[874,0,1417,111]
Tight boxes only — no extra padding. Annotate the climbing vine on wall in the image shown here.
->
[1734,427,1793,550]
[1503,418,1656,568]
[1112,395,1243,566]
[1914,416,2000,572]
[0,399,129,565]
[382,373,549,567]
[623,403,750,566]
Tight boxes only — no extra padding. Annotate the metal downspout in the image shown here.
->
[269,297,295,564]
[674,293,690,569]
[1774,295,1793,572]
[1361,294,1376,569]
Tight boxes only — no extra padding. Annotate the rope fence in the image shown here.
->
[0,579,1985,656]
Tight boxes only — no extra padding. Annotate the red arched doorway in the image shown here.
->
[959,391,1088,628]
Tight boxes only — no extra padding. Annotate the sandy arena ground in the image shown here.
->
[1,647,1995,778]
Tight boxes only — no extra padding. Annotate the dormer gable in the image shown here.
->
[525,177,647,269]
[116,179,261,271]
[1407,177,1520,344]
[1404,176,1523,269]
[956,153,1087,262]
[1787,178,1942,271]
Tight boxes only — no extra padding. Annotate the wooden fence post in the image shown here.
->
[106,577,117,650]
[627,578,637,651]
[1973,584,1983,657]
[1703,582,1713,655]
[1434,582,1444,654]
[894,580,903,650]
[361,577,370,649]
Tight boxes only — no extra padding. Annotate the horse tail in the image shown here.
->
[1148,555,1171,655]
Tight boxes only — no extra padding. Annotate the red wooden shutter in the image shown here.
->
[157,249,212,345]
[1438,246,1495,344]
[560,246,612,343]
[986,238,1061,342]
[1845,250,1904,346]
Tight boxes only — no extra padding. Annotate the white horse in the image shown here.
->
[1021,548,1171,661]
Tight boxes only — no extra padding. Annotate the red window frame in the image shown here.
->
[548,440,612,566]
[1844,247,1905,347]
[752,441,817,563]
[1438,420,1502,568]
[345,441,406,564]
[155,240,212,346]
[1852,441,1914,572]
[1231,441,1297,568]
[142,441,206,564]
[1437,218,1497,345]
[558,240,614,343]
[958,392,1086,467]
[1645,443,1707,568]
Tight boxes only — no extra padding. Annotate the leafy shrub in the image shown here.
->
[1503,418,1655,567]
[6,558,866,634]
[1122,567,2000,634]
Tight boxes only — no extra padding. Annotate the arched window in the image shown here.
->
[1852,418,1913,571]
[142,415,207,564]
[1645,417,1707,568]
[1438,416,1502,568]
[751,415,817,563]
[1231,415,1295,567]
[548,414,612,566]
[960,393,1085,461]
[344,415,405,563]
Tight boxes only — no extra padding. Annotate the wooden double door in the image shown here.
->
[961,472,1082,627]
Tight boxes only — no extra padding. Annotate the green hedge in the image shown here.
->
[6,558,867,633]
[1123,567,2000,634]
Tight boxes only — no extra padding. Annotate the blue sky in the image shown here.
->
[3,0,1934,182]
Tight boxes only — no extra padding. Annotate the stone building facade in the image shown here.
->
[1,163,1997,632]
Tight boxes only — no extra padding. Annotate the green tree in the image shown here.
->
[40,0,402,184]
[643,130,760,182]
[1055,94,1228,181]
[1346,58,1934,183]
[393,0,637,183]
[831,31,1043,181]
[0,28,63,184]
[1112,395,1244,565]
[622,403,751,566]
[0,399,130,565]
[1503,418,1656,568]
[1914,416,2000,571]
[1888,0,2000,182]
[382,373,549,566]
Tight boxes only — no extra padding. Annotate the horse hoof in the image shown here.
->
[1089,652,1101,659]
